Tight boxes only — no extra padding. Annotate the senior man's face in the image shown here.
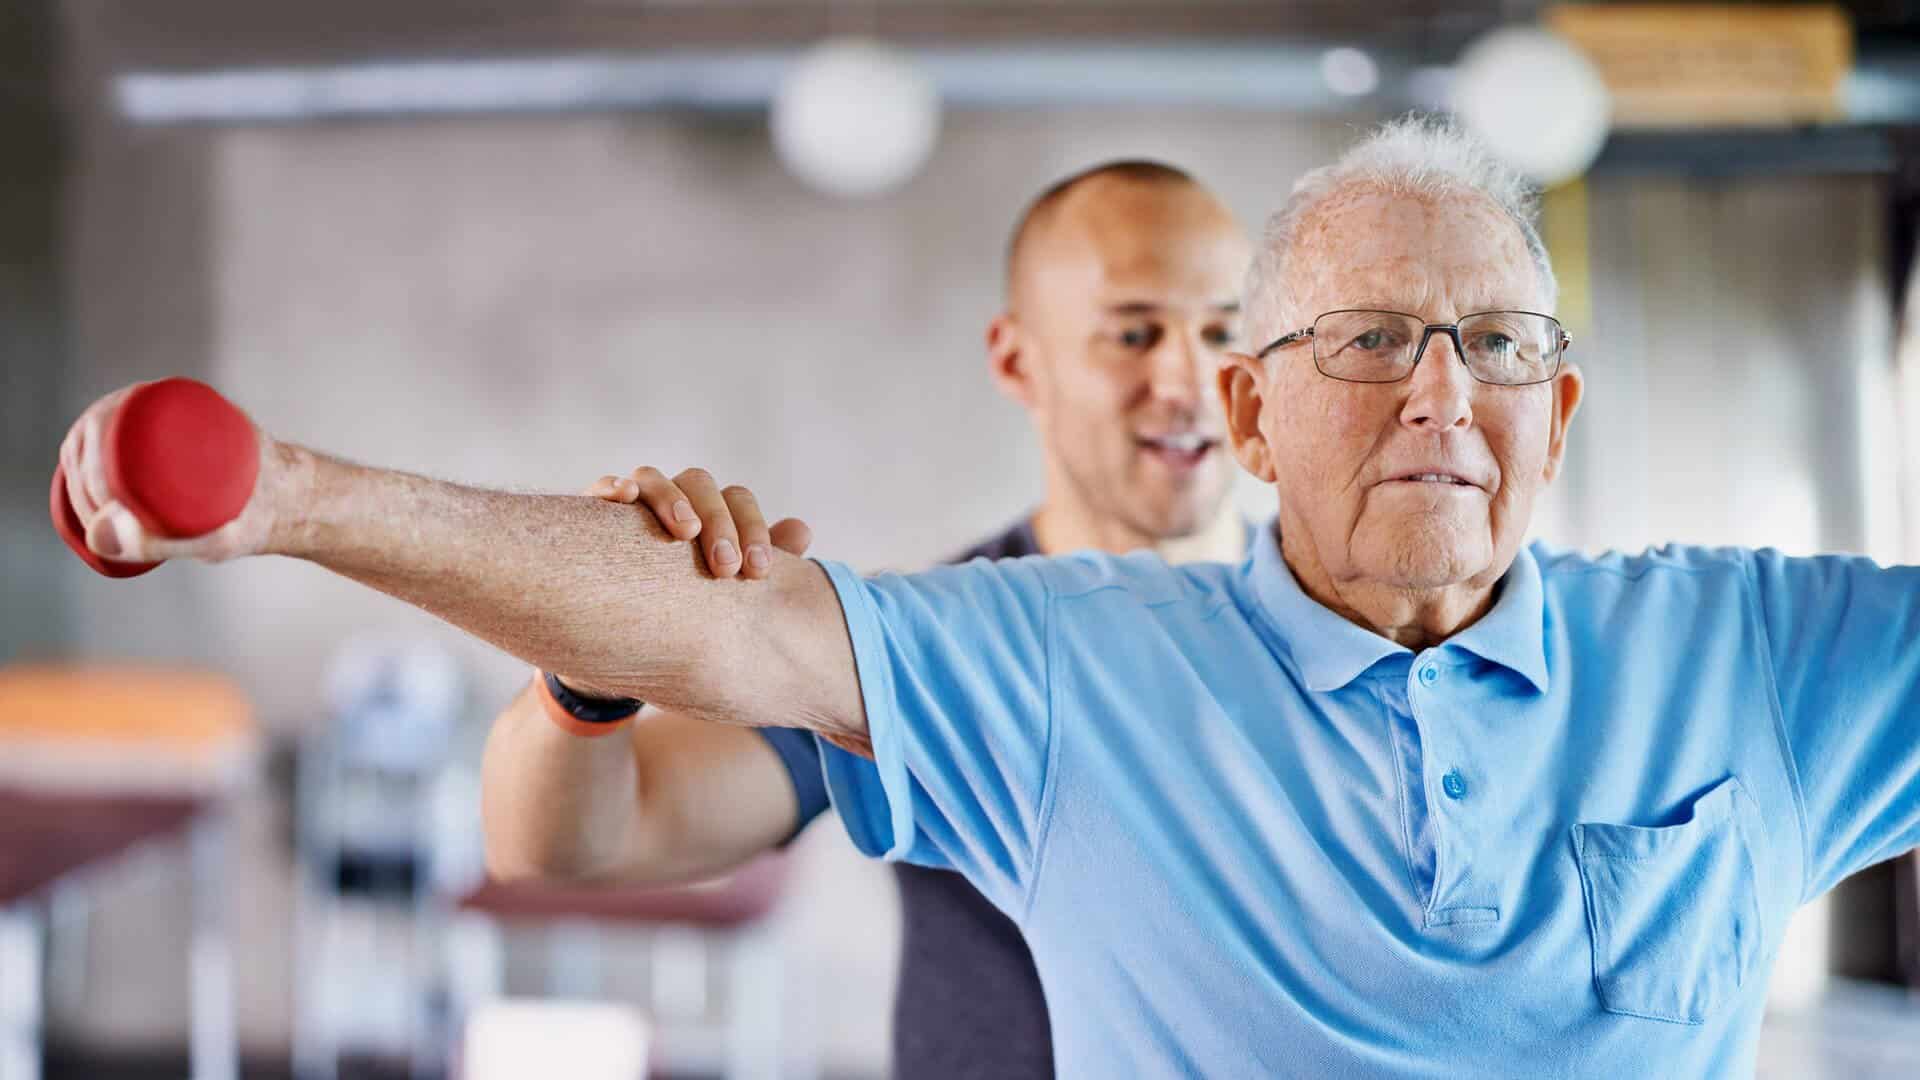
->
[1225,189,1583,596]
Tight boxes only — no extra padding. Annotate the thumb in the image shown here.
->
[769,517,813,557]
[86,502,253,565]
[85,504,165,564]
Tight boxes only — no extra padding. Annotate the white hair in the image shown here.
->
[1242,116,1558,352]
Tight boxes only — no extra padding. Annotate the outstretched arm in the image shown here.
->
[58,383,867,740]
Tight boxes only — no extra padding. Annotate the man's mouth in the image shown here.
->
[1379,469,1485,492]
[1136,433,1219,469]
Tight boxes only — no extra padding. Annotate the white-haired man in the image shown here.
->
[58,119,1920,1076]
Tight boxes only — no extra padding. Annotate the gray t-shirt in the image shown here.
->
[758,519,1052,1080]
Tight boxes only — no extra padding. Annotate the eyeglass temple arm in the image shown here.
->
[1256,327,1315,359]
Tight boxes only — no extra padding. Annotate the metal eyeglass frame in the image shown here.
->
[1254,308,1572,386]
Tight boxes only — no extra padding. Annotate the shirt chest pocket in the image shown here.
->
[1571,776,1763,1025]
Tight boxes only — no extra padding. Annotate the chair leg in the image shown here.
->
[725,927,798,1080]
[188,816,238,1080]
[649,925,707,1025]
[0,903,44,1080]
[45,883,88,1023]
[545,922,602,1000]
[444,911,505,1074]
[290,870,339,1080]
[408,899,446,1080]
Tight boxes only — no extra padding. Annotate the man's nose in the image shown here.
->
[1400,329,1474,432]
[1146,332,1205,409]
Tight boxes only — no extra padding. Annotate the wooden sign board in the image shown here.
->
[1547,4,1852,128]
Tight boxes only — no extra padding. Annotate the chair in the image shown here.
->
[445,854,804,1080]
[291,640,469,1080]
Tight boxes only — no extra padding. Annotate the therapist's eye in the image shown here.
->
[1202,325,1237,348]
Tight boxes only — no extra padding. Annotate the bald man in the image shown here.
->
[481,161,1252,1078]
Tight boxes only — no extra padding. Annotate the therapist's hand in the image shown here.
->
[585,467,813,580]
[585,467,869,758]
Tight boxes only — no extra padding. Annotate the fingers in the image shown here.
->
[585,464,786,579]
[60,387,134,529]
[79,408,111,511]
[84,502,145,563]
[629,467,702,541]
[585,474,639,502]
[84,499,254,565]
[672,468,743,578]
[60,415,93,522]
[769,517,813,557]
[721,484,773,579]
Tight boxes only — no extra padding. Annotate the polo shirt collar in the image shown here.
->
[1446,541,1550,694]
[1246,525,1549,695]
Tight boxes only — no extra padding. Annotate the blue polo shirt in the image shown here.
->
[813,527,1920,1077]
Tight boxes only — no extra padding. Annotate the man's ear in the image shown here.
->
[1218,351,1276,483]
[986,313,1038,409]
[1540,359,1585,485]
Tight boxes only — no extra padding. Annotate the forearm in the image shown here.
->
[481,681,642,881]
[483,681,808,884]
[264,444,862,732]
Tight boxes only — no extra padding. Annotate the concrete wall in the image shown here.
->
[0,0,70,665]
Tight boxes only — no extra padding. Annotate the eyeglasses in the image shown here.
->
[1255,309,1571,386]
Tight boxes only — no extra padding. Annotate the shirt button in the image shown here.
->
[1418,664,1439,686]
[1442,770,1468,800]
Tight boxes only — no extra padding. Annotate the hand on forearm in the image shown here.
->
[479,463,825,886]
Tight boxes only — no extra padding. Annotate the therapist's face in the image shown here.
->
[992,177,1250,548]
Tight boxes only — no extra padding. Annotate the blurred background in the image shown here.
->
[3,1,1919,1077]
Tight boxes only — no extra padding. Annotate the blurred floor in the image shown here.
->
[45,976,1920,1080]
[45,1052,877,1080]
[1757,979,1920,1079]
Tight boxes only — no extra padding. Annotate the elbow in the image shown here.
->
[479,793,613,884]
[482,834,603,886]
[479,802,658,885]
[481,832,560,885]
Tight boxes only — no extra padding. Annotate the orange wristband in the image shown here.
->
[535,672,638,738]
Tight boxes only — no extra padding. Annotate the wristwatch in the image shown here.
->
[537,670,642,736]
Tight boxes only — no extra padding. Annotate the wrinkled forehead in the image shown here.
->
[1285,188,1544,321]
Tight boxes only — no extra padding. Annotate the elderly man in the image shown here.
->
[482,159,1252,1080]
[58,119,1920,1076]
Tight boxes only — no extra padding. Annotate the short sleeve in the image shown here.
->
[1748,548,1920,899]
[754,728,830,843]
[813,556,1054,910]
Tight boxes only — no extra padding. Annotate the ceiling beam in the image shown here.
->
[68,0,1519,71]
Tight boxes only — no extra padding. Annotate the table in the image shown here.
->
[0,666,255,1080]
[0,791,231,1080]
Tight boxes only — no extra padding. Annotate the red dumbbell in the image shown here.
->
[49,378,259,578]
